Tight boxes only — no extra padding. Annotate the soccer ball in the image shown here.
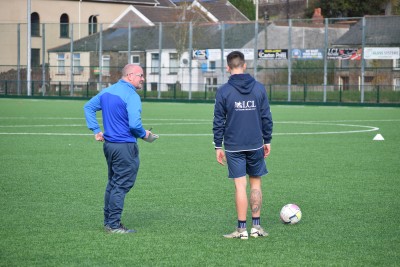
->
[280,204,302,224]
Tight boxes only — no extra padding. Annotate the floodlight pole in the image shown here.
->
[255,0,258,22]
[288,19,292,102]
[254,0,259,79]
[158,23,162,99]
[360,17,366,103]
[323,18,328,102]
[27,0,32,96]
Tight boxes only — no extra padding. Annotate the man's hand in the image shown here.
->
[143,130,159,143]
[263,144,271,158]
[216,148,226,166]
[95,132,104,142]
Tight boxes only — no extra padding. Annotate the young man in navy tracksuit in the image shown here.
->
[213,51,273,239]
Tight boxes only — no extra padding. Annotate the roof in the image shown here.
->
[333,16,400,46]
[83,0,175,7]
[197,0,249,22]
[134,5,208,23]
[48,22,260,52]
[108,0,248,26]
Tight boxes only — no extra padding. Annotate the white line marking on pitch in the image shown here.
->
[0,124,379,136]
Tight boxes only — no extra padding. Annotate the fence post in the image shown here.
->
[59,81,61,97]
[303,84,307,102]
[287,19,292,102]
[269,84,272,101]
[86,82,89,98]
[5,81,7,95]
[339,85,342,103]
[204,84,207,100]
[173,84,176,99]
[377,85,380,103]
[31,81,34,96]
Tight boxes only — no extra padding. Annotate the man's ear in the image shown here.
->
[226,65,230,73]
[243,63,247,71]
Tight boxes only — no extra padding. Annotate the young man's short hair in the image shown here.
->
[227,51,245,69]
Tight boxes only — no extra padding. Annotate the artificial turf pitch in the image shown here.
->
[0,98,399,266]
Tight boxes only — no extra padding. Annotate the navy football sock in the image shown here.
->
[238,220,246,229]
[252,217,260,226]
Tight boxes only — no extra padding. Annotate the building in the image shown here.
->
[0,0,249,95]
[333,15,400,91]
[47,21,258,94]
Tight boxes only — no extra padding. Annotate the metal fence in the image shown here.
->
[0,17,399,104]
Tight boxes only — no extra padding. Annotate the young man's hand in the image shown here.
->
[216,148,226,166]
[263,144,271,158]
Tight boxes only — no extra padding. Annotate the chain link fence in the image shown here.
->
[0,17,399,104]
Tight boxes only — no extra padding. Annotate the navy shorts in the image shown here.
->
[225,147,268,179]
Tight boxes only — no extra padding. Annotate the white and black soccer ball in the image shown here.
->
[280,204,302,224]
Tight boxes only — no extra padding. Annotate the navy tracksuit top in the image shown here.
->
[213,73,273,152]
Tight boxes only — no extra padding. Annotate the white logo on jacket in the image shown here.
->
[235,100,256,111]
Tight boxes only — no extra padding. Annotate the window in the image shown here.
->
[60,14,69,38]
[88,15,98,35]
[209,61,216,71]
[151,53,159,73]
[394,78,400,91]
[340,76,349,91]
[169,53,178,74]
[167,84,175,91]
[102,55,110,76]
[57,53,65,74]
[31,49,40,67]
[31,12,40,37]
[73,53,81,75]
[394,59,400,70]
[364,76,374,83]
[150,83,158,92]
[206,77,218,92]
[131,55,140,65]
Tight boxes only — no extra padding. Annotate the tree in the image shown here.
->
[305,0,399,18]
[230,0,255,20]
[386,0,400,15]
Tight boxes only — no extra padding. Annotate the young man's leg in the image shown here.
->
[249,176,268,237]
[246,146,269,237]
[223,176,249,239]
[234,176,248,222]
[249,176,262,218]
[223,151,249,239]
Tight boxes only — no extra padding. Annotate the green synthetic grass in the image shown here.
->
[0,98,399,266]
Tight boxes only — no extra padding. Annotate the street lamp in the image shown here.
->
[90,14,99,35]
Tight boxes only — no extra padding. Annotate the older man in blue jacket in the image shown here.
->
[84,64,156,234]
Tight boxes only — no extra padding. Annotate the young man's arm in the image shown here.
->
[213,90,225,149]
[260,86,273,145]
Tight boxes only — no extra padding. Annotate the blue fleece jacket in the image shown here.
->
[83,79,146,143]
[213,73,273,152]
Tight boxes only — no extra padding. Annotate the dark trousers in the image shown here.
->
[103,142,139,229]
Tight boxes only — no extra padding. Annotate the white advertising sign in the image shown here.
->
[364,47,400,59]
[194,49,255,60]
